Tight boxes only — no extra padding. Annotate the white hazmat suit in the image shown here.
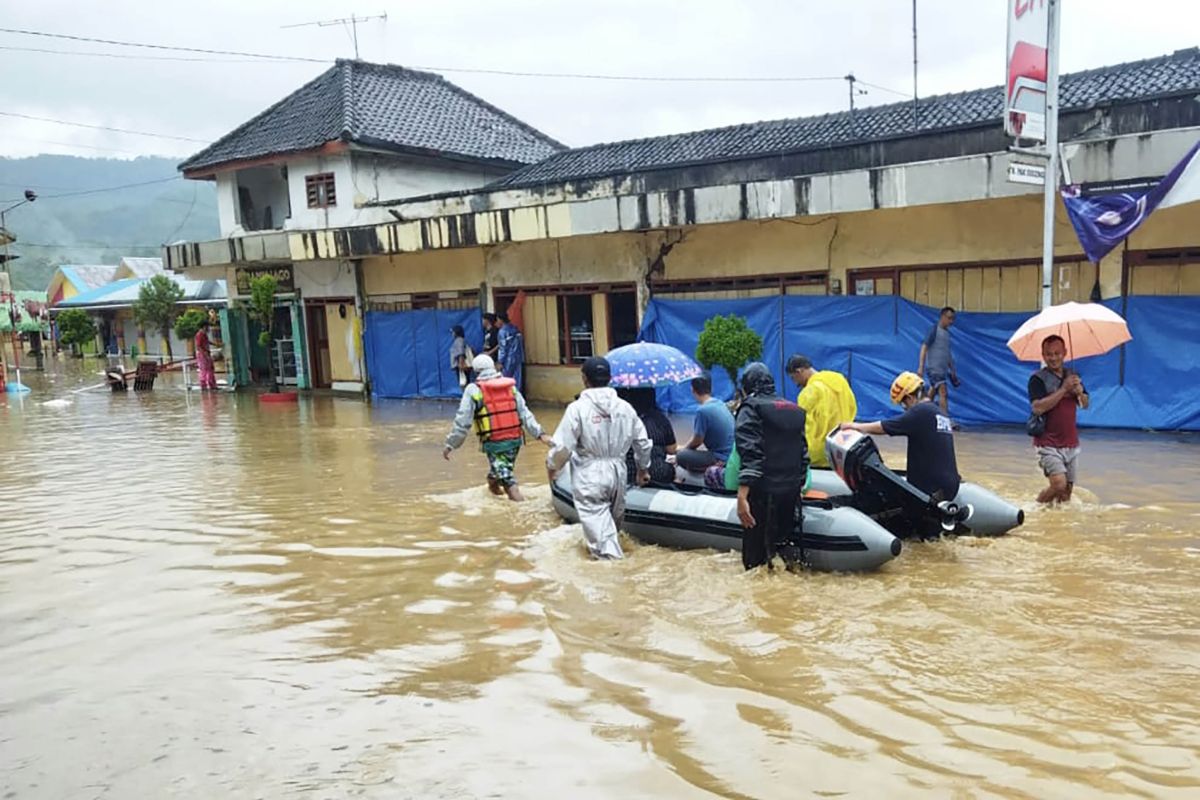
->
[547,387,652,559]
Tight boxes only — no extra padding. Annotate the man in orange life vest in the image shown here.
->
[444,354,552,501]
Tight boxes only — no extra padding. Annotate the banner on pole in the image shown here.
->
[1005,0,1050,141]
[1061,139,1200,263]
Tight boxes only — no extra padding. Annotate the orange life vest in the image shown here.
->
[472,377,522,442]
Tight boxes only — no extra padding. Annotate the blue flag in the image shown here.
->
[1061,139,1200,263]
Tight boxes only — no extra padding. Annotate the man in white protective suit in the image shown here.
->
[546,356,652,559]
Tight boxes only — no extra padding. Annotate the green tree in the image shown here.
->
[695,314,764,390]
[132,275,184,361]
[245,274,279,391]
[56,308,97,357]
[173,308,207,343]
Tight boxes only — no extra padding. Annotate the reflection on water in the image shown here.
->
[2,363,1198,798]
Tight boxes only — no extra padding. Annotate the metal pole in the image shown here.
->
[1,209,18,371]
[912,0,919,130]
[1040,0,1062,310]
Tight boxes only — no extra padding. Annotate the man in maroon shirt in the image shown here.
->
[1028,335,1089,504]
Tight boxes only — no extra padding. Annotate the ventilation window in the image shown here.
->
[305,173,336,208]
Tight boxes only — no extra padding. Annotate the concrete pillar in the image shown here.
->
[136,328,147,358]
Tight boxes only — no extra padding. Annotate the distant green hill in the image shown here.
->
[0,155,218,291]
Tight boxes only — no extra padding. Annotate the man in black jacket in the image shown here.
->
[735,362,809,571]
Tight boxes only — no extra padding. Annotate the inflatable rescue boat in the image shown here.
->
[550,470,901,573]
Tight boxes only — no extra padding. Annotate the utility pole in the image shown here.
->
[912,0,919,131]
[1040,0,1062,310]
[281,12,388,60]
[1,190,37,372]
[845,73,860,135]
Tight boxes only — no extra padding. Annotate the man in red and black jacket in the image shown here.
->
[1028,334,1089,504]
[735,362,808,571]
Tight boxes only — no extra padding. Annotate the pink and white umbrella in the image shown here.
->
[1006,301,1132,362]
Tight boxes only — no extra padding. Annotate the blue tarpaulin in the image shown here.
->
[638,294,1200,431]
[365,307,484,399]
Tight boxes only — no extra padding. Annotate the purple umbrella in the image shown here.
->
[605,342,704,388]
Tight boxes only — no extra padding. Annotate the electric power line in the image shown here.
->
[857,80,912,99]
[0,176,181,203]
[0,44,286,64]
[0,27,325,63]
[0,27,873,84]
[0,111,212,143]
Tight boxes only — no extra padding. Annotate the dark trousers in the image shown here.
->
[676,448,718,472]
[743,488,800,570]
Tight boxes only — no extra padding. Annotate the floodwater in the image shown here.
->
[2,364,1198,799]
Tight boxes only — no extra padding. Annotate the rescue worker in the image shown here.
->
[786,354,857,468]
[840,371,960,503]
[735,363,808,571]
[444,354,551,502]
[546,357,652,560]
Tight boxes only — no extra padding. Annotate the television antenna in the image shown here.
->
[281,12,388,60]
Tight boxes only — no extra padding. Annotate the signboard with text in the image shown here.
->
[1005,0,1049,141]
[1007,161,1046,185]
[234,265,294,296]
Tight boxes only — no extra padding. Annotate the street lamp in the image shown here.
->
[2,189,37,372]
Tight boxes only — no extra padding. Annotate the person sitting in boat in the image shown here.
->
[735,363,808,571]
[840,371,961,503]
[786,354,857,469]
[443,354,552,502]
[616,387,677,485]
[546,357,652,560]
[674,373,735,476]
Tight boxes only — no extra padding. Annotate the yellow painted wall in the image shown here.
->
[324,302,361,382]
[526,365,582,404]
[361,249,484,296]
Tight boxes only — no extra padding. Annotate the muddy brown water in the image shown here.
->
[2,363,1198,798]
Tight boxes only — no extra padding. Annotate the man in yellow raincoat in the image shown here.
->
[786,354,857,468]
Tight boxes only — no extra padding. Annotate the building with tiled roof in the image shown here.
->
[166,49,1200,406]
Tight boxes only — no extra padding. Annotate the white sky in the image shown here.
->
[0,0,1196,160]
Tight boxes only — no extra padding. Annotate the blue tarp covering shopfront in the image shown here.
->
[640,294,1200,431]
[364,307,484,399]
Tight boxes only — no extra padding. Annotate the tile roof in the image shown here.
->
[180,60,564,173]
[488,48,1200,190]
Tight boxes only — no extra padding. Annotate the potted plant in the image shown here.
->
[56,308,97,358]
[132,275,185,362]
[173,308,207,358]
[695,313,764,394]
[244,274,296,402]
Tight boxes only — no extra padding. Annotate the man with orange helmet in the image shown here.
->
[840,371,960,502]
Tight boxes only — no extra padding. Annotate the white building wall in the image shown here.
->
[283,152,505,231]
[214,174,239,238]
[293,260,358,299]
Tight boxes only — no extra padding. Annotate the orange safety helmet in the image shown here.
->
[890,371,924,404]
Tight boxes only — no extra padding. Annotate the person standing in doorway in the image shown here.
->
[786,354,857,468]
[735,363,808,571]
[481,313,500,361]
[195,320,218,391]
[449,324,473,388]
[547,357,652,560]
[496,311,525,391]
[444,354,551,502]
[1028,334,1088,505]
[917,307,960,420]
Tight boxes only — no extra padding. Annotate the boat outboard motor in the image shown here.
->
[825,428,970,537]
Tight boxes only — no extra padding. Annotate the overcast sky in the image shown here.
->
[0,0,1196,162]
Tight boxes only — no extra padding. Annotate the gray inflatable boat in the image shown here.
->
[550,468,901,573]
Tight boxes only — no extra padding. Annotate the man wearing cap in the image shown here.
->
[840,371,960,502]
[444,354,552,502]
[546,356,652,560]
